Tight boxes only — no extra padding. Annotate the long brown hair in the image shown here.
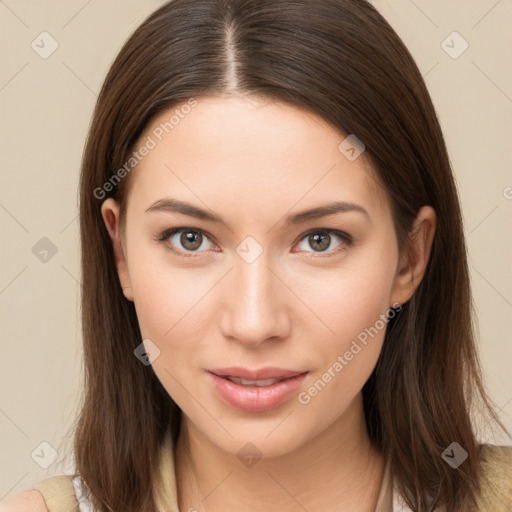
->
[72,0,506,510]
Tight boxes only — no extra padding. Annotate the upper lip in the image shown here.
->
[208,367,308,381]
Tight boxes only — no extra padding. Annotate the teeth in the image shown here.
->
[227,376,281,387]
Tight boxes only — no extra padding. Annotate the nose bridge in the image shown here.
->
[221,243,289,345]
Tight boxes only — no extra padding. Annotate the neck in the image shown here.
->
[174,393,385,512]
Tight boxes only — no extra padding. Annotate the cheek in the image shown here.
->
[129,250,216,341]
[297,293,390,422]
[292,250,397,409]
[130,263,211,405]
[290,246,398,345]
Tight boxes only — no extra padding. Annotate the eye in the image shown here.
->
[294,229,353,257]
[156,227,353,258]
[157,227,216,257]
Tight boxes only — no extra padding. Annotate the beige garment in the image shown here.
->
[476,444,512,511]
[34,431,512,512]
[34,475,79,512]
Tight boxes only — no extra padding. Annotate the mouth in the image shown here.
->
[208,367,307,384]
[207,367,309,412]
[222,376,288,387]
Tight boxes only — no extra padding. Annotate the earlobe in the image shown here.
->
[391,206,437,306]
[100,198,134,302]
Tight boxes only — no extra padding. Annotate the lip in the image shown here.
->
[207,367,309,412]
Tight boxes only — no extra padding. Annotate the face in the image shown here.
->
[101,95,432,458]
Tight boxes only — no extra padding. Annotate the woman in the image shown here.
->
[4,0,511,511]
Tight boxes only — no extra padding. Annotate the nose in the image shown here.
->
[219,251,291,347]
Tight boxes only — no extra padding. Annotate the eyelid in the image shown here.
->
[157,226,353,257]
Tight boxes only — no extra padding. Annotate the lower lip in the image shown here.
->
[208,371,308,412]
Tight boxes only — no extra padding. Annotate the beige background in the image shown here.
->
[1,0,511,500]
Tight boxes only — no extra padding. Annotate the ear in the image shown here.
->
[390,205,436,306]
[100,198,134,301]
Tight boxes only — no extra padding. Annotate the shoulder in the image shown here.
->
[1,474,80,512]
[0,489,48,512]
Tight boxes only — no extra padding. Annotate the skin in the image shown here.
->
[100,96,436,512]
[0,489,48,511]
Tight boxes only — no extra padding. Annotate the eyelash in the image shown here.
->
[155,227,353,259]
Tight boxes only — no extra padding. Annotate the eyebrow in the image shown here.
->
[145,198,371,226]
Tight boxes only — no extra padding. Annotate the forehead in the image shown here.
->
[124,95,389,224]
